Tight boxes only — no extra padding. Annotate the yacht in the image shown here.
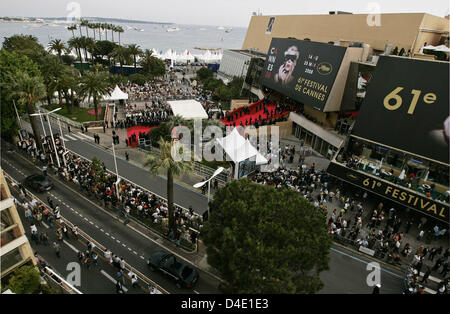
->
[167,26,180,32]
[225,28,232,33]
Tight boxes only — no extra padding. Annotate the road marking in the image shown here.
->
[89,221,94,225]
[63,240,79,253]
[123,244,126,247]
[424,287,436,294]
[133,251,137,255]
[193,290,200,294]
[116,239,120,243]
[64,134,77,141]
[84,218,88,221]
[419,272,442,284]
[41,222,49,229]
[140,256,145,260]
[100,270,128,292]
[95,225,99,228]
[330,247,403,278]
[127,247,131,250]
[76,132,94,141]
[72,133,87,140]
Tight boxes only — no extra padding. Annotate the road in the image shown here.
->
[2,138,410,294]
[20,117,210,215]
[2,141,220,294]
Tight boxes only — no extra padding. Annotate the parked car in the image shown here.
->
[147,251,199,288]
[23,174,53,192]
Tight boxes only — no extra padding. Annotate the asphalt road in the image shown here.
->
[2,143,220,294]
[2,140,408,294]
[20,118,210,214]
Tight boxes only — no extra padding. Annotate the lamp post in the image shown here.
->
[193,166,224,219]
[30,107,62,168]
[12,100,23,141]
[57,118,67,166]
[111,105,120,201]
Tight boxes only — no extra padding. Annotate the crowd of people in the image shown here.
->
[123,102,173,128]
[122,81,201,102]
[16,135,203,249]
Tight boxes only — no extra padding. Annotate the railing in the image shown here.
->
[4,171,169,294]
[193,161,229,186]
[40,263,83,294]
[38,106,83,129]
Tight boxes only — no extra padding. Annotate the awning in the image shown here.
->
[103,85,128,101]
[167,99,208,119]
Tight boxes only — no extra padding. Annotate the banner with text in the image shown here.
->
[351,56,450,164]
[326,162,449,224]
[260,38,347,111]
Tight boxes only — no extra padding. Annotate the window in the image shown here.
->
[427,163,450,188]
[1,247,24,273]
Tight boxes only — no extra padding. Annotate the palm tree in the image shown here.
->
[116,26,124,46]
[102,23,108,41]
[67,24,77,38]
[127,44,142,69]
[7,71,46,152]
[80,19,90,38]
[110,45,129,76]
[48,39,66,63]
[59,67,80,114]
[110,24,115,43]
[144,137,193,232]
[68,37,84,73]
[78,71,112,121]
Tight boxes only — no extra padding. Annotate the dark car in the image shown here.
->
[147,251,199,288]
[23,174,53,192]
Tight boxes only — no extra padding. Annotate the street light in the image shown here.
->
[193,166,224,219]
[30,107,62,168]
[111,103,121,201]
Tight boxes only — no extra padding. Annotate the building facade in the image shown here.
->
[1,170,36,280]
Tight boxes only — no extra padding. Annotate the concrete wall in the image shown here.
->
[242,13,448,55]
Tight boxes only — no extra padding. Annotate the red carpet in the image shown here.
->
[126,126,157,147]
[221,100,293,128]
[88,108,102,116]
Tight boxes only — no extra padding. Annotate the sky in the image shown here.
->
[0,0,448,27]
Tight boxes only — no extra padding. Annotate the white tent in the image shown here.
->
[167,99,208,119]
[216,128,268,165]
[103,85,128,101]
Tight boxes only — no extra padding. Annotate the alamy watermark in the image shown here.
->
[66,2,81,23]
[366,262,381,287]
[366,2,381,27]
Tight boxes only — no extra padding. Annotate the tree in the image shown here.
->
[116,25,124,46]
[67,24,77,38]
[6,266,41,294]
[91,157,107,184]
[127,44,143,69]
[2,34,46,63]
[48,39,66,63]
[202,179,332,293]
[197,67,214,82]
[144,137,193,232]
[78,71,112,121]
[141,49,166,78]
[110,45,129,76]
[6,70,47,152]
[0,49,41,141]
[68,37,84,73]
[392,46,399,55]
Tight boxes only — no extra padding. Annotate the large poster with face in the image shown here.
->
[351,56,450,164]
[260,38,347,111]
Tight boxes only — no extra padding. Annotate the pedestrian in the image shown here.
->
[405,220,413,233]
[104,249,112,264]
[117,269,125,284]
[25,207,33,224]
[417,229,424,241]
[68,125,71,133]
[130,273,138,288]
[43,165,47,176]
[103,123,106,133]
[40,232,49,246]
[125,152,129,161]
[72,225,79,240]
[421,267,431,283]
[440,262,450,277]
[53,242,61,258]
[372,284,381,294]
[77,251,85,264]
[116,280,124,294]
[429,247,438,261]
[56,228,63,241]
[62,225,69,239]
[120,257,126,271]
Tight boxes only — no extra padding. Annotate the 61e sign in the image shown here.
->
[384,87,437,115]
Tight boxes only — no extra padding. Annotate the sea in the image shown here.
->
[0,20,247,55]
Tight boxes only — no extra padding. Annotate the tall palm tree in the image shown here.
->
[110,24,115,43]
[116,25,124,46]
[59,67,80,114]
[7,71,46,152]
[78,71,111,121]
[110,45,129,76]
[89,23,96,40]
[80,19,90,38]
[68,37,84,73]
[144,137,193,232]
[48,39,66,63]
[102,23,108,41]
[67,24,77,38]
[127,44,142,69]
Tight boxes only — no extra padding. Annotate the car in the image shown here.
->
[147,251,199,288]
[23,174,54,192]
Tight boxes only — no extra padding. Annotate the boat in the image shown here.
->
[167,26,180,32]
[199,28,207,31]
[217,26,225,30]
[225,28,232,33]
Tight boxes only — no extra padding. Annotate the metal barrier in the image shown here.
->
[193,162,229,187]
[41,264,83,294]
[4,172,169,294]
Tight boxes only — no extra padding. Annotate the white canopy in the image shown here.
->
[420,44,450,53]
[167,99,208,119]
[216,128,268,164]
[103,85,128,101]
